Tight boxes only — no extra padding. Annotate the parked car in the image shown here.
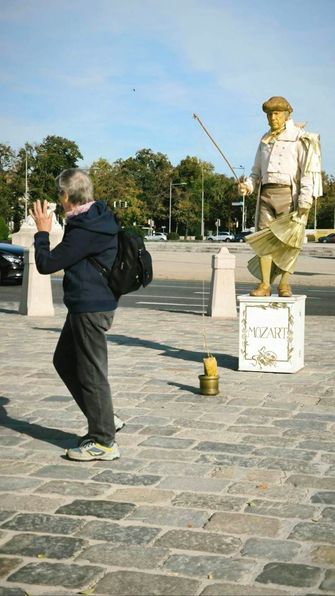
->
[144,232,167,241]
[318,233,335,243]
[233,230,253,242]
[206,231,235,242]
[0,243,25,284]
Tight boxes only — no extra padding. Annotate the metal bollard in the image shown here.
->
[207,246,237,318]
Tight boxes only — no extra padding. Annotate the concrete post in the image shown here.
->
[207,246,237,318]
[19,246,55,316]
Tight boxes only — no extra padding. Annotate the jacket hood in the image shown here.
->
[66,200,119,236]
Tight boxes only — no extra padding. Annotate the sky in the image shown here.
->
[0,0,334,177]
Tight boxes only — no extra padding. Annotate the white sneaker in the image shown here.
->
[114,413,125,432]
[67,441,120,461]
[78,414,125,447]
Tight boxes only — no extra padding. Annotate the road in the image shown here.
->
[1,278,334,316]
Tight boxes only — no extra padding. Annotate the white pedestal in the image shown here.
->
[238,295,306,373]
[19,247,55,317]
[12,227,63,250]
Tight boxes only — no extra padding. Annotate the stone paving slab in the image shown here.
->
[0,302,335,595]
[94,570,201,595]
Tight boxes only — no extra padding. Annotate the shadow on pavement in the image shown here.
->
[32,329,238,369]
[168,381,201,394]
[0,396,77,449]
[109,334,238,369]
[295,271,334,276]
[152,309,205,316]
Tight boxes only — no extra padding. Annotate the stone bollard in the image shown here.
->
[19,246,55,316]
[207,246,237,318]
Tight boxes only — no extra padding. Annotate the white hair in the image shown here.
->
[55,168,93,204]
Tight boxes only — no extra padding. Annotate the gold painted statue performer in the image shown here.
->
[239,96,322,297]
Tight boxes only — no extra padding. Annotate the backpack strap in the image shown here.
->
[87,256,110,280]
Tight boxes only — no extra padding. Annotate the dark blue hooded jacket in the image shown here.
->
[34,201,119,313]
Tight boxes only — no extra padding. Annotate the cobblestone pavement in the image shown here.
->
[0,299,334,595]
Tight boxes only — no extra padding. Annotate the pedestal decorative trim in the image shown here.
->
[238,295,306,374]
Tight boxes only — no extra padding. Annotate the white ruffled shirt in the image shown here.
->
[245,119,322,208]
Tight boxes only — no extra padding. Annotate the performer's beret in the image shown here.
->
[262,96,293,114]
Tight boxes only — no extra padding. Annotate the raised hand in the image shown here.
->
[238,182,250,196]
[29,200,53,233]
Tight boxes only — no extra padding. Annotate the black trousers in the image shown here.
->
[53,311,115,445]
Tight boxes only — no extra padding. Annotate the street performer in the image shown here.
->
[239,96,322,297]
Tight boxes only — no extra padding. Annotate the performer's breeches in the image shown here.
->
[258,185,293,230]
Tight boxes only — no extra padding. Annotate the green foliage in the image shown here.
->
[121,148,173,224]
[0,137,82,231]
[0,137,334,237]
[0,216,9,240]
[167,232,180,240]
[314,173,335,228]
[123,225,145,238]
[28,136,83,203]
[89,158,146,228]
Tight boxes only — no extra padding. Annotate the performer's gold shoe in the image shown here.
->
[249,283,271,297]
[278,284,292,297]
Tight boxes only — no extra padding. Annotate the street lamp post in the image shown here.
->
[233,165,245,230]
[169,181,186,234]
[201,165,205,239]
[19,148,30,222]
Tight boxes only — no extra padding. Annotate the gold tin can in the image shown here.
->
[198,374,219,396]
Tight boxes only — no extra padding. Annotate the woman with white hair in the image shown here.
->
[31,168,124,461]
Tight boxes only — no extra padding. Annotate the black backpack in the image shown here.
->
[88,229,153,298]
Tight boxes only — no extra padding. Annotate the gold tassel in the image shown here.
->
[203,355,218,377]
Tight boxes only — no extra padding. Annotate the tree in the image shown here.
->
[0,216,9,240]
[121,149,173,229]
[5,136,83,230]
[174,192,199,236]
[203,173,236,231]
[89,158,146,228]
[28,135,83,203]
[311,173,335,229]
[173,156,213,235]
[0,144,17,224]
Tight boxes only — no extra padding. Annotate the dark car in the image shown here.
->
[318,233,335,243]
[233,230,252,242]
[0,243,25,284]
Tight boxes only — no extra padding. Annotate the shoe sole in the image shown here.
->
[67,452,120,461]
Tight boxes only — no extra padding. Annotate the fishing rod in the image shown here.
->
[193,113,240,182]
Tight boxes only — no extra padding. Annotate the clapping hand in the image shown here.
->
[292,206,309,224]
[29,200,53,233]
[238,182,250,196]
[297,206,310,218]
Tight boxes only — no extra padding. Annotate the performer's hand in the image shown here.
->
[297,206,310,218]
[238,182,250,196]
[29,200,53,233]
